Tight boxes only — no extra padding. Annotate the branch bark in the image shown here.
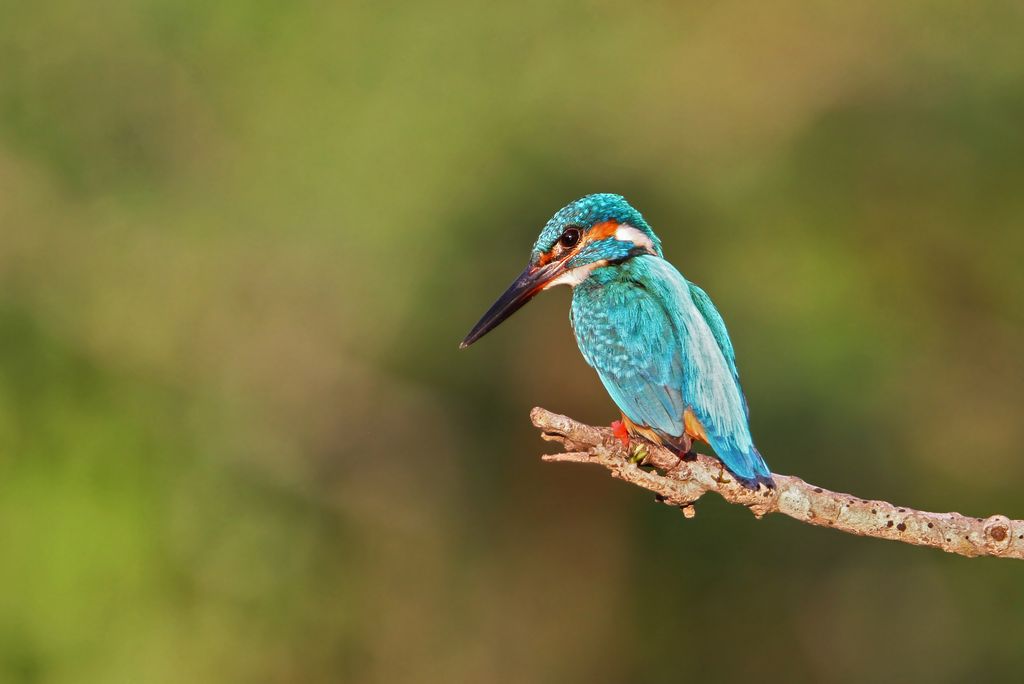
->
[531,407,1023,560]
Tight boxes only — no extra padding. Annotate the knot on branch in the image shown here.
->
[983,515,1013,555]
[529,407,1024,560]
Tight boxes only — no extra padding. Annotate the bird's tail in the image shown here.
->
[654,426,775,490]
[713,441,775,490]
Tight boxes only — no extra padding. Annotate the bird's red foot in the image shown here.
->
[610,420,631,449]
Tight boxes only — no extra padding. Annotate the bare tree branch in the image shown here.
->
[531,407,1023,559]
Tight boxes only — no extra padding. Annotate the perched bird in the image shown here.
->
[461,194,774,489]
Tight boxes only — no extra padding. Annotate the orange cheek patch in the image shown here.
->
[588,221,620,241]
[538,221,621,265]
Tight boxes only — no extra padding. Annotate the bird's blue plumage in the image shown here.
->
[571,254,771,488]
[687,282,742,396]
[462,193,773,488]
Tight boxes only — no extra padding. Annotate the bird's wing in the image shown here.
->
[687,282,740,384]
[571,256,771,485]
[571,284,687,438]
[648,259,771,485]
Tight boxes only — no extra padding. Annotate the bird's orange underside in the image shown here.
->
[617,409,708,447]
[683,408,708,443]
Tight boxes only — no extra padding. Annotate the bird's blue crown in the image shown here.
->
[531,194,662,259]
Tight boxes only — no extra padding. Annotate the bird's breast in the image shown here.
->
[569,274,671,376]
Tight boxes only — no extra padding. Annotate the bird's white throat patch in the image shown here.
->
[543,260,606,289]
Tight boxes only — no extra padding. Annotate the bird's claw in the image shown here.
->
[610,420,631,449]
[612,419,650,464]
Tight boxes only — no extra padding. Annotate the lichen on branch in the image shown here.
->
[531,407,1023,560]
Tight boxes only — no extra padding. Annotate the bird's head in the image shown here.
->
[460,194,661,348]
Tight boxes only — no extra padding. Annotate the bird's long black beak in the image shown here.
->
[460,262,561,348]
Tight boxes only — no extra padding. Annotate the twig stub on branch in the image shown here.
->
[531,407,1023,560]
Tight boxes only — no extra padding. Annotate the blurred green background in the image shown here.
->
[2,1,1024,682]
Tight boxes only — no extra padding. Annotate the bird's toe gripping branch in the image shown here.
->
[529,407,1024,559]
[610,420,631,449]
[531,407,773,518]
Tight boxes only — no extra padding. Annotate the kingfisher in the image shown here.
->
[460,194,774,489]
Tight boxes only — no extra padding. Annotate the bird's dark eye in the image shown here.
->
[559,227,581,249]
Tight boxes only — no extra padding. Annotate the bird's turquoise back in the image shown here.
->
[570,255,770,486]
